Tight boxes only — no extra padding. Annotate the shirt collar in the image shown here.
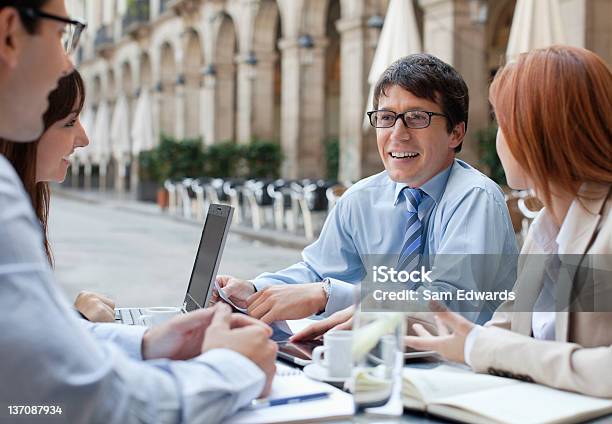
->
[530,208,560,253]
[530,197,580,255]
[392,162,454,206]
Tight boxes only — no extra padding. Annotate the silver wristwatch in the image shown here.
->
[321,278,331,300]
[316,278,332,315]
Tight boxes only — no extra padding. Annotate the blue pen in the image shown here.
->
[247,392,330,410]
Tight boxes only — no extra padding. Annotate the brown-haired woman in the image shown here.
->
[405,45,612,397]
[0,70,116,322]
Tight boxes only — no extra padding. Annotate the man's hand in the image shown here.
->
[210,275,255,309]
[404,301,474,364]
[202,304,277,397]
[141,307,216,360]
[141,304,270,361]
[290,305,354,342]
[247,283,328,324]
[74,291,115,322]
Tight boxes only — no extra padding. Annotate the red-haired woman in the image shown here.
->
[405,46,612,397]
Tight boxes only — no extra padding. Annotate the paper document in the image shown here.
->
[214,279,248,313]
[226,362,355,424]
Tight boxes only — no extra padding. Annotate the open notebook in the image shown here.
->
[402,366,612,424]
[226,363,354,424]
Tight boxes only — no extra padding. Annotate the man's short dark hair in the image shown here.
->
[0,0,49,33]
[373,54,469,152]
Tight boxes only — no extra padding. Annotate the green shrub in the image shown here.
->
[139,137,286,182]
[476,125,506,186]
[246,139,282,179]
[138,149,162,183]
[325,138,339,180]
[205,141,245,177]
[156,134,205,181]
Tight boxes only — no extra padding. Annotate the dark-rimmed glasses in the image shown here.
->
[18,7,87,55]
[367,110,448,129]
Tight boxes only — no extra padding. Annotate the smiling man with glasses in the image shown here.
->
[216,54,519,332]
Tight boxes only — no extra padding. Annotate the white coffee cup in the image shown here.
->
[312,330,353,379]
[138,307,181,327]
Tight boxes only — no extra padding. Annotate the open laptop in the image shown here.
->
[115,204,233,325]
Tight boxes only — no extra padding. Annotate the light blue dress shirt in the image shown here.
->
[253,159,518,323]
[0,155,265,424]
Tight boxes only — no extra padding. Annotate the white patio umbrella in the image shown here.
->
[506,0,564,62]
[91,100,111,190]
[363,0,422,130]
[91,100,112,165]
[111,95,131,190]
[131,90,155,155]
[111,95,131,159]
[75,106,94,165]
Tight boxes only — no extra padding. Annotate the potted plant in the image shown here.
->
[137,149,162,203]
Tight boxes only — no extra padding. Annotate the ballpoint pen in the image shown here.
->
[247,392,330,410]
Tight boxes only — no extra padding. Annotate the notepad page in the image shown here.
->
[226,364,355,424]
[432,383,612,424]
[403,367,517,403]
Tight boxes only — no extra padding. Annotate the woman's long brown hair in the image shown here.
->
[0,70,86,266]
[489,46,612,207]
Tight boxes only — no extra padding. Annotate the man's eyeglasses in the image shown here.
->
[366,110,448,129]
[18,7,87,55]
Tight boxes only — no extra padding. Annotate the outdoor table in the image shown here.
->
[279,358,612,424]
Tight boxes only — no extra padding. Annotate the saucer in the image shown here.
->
[303,363,350,383]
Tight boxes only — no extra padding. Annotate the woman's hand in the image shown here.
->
[74,291,115,322]
[404,301,474,364]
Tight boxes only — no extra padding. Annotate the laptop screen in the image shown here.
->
[184,204,233,312]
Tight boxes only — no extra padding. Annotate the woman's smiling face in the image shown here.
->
[36,100,89,183]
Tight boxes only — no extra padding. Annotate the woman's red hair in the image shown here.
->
[490,45,612,205]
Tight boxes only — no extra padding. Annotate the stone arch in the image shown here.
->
[252,0,281,141]
[214,14,238,143]
[184,29,204,139]
[159,41,177,138]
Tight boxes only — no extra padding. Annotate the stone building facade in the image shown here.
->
[69,0,611,184]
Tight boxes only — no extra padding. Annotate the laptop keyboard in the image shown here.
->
[115,308,146,325]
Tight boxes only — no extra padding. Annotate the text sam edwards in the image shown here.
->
[372,289,516,302]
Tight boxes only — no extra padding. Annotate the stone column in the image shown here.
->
[252,52,278,141]
[201,72,216,145]
[175,80,186,140]
[336,16,368,182]
[236,59,255,144]
[419,0,488,167]
[215,63,236,143]
[152,88,162,144]
[278,37,327,179]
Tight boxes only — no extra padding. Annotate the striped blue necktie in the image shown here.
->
[398,188,424,271]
